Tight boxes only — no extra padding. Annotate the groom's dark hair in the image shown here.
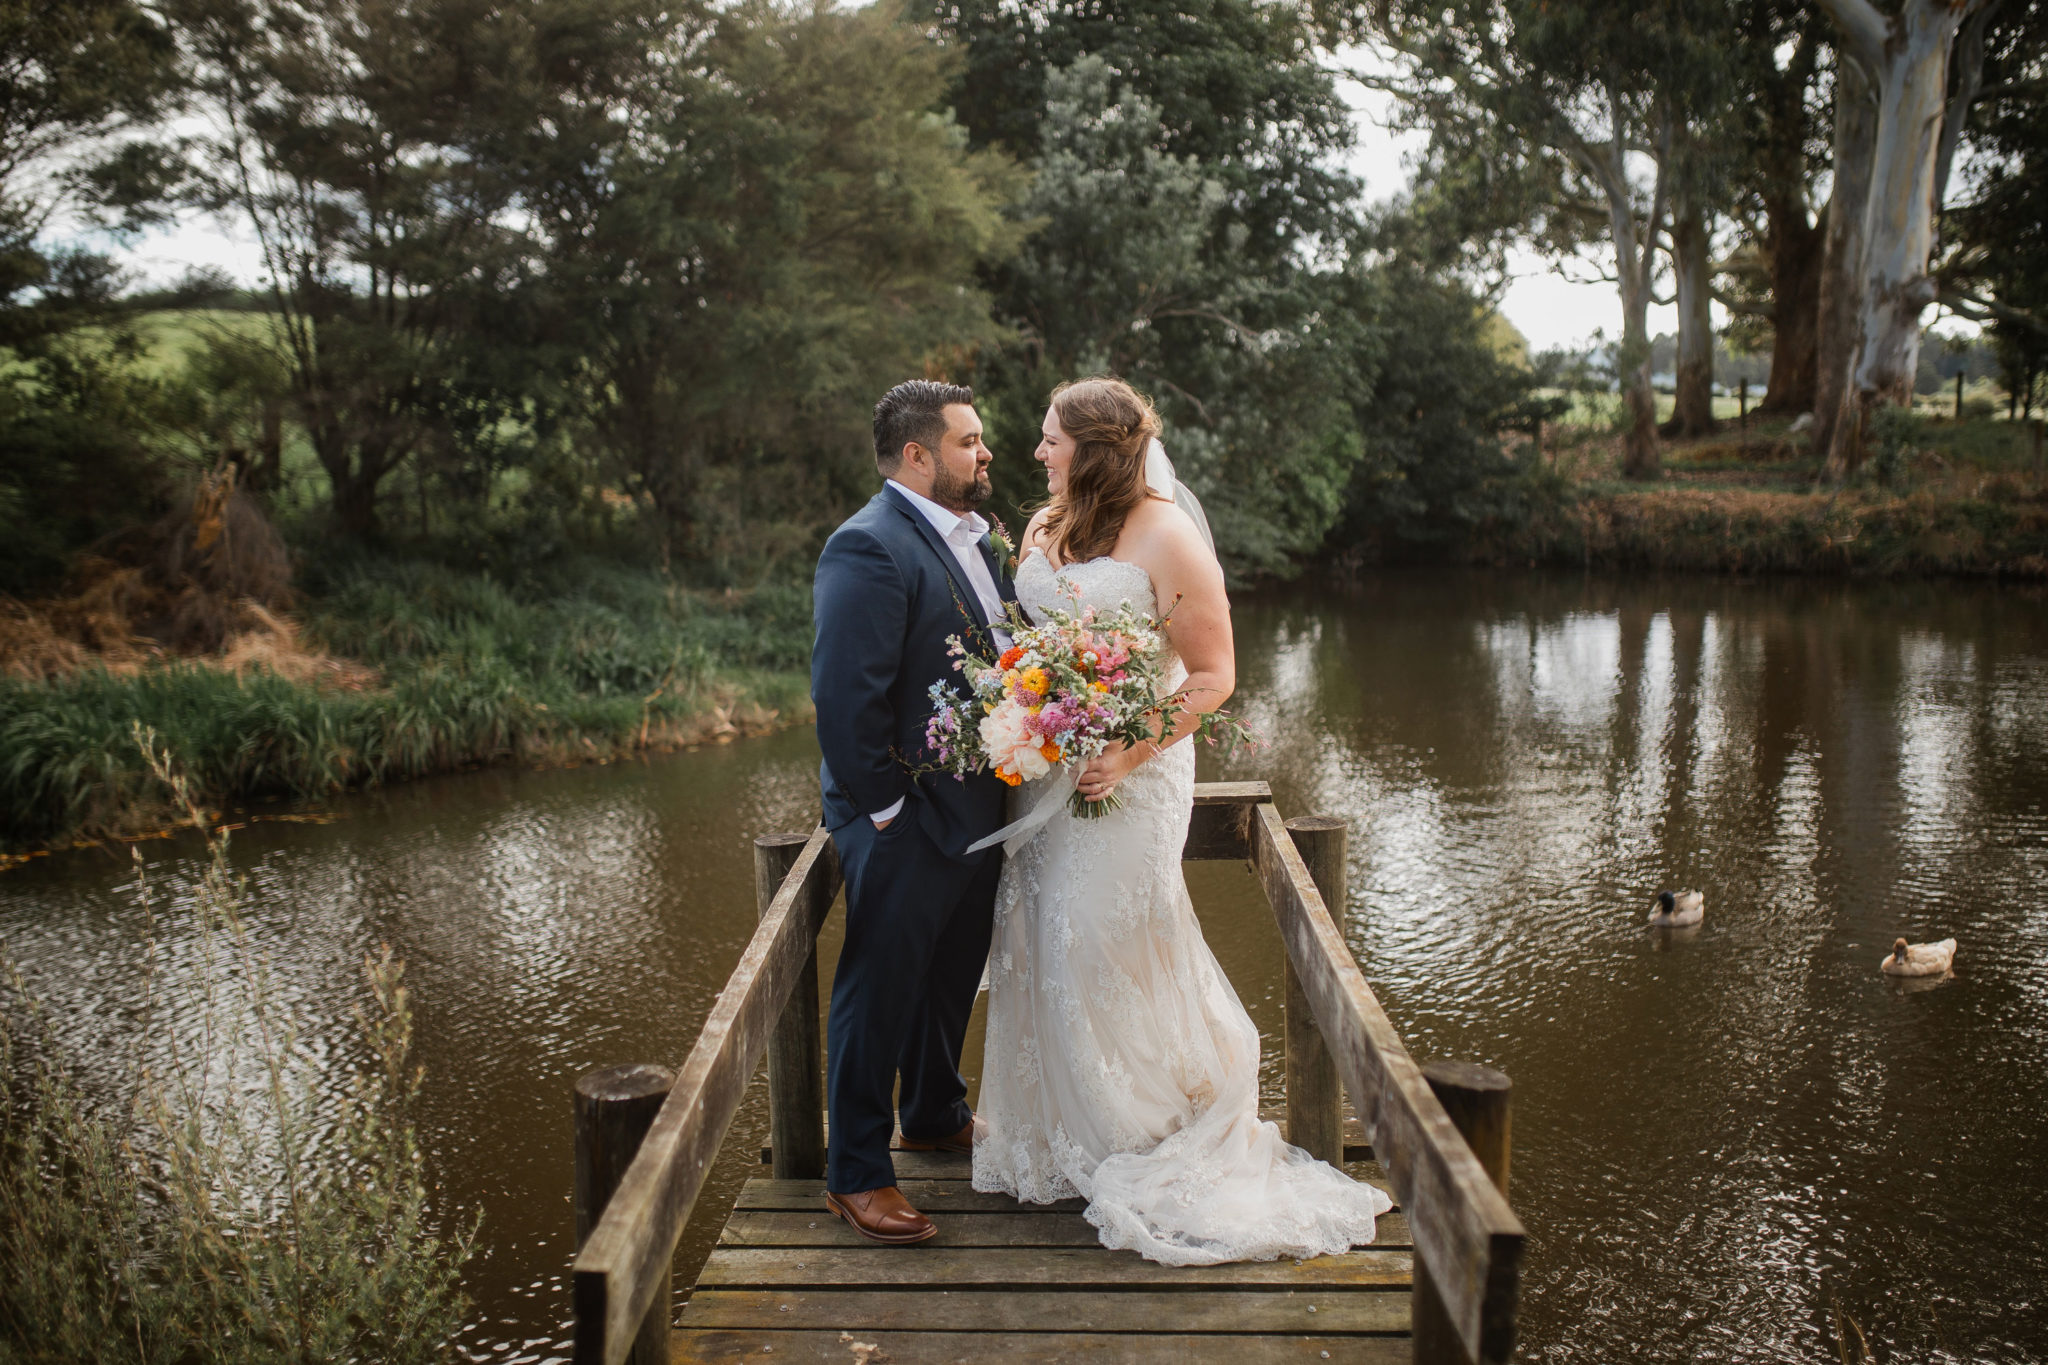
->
[874,380,974,475]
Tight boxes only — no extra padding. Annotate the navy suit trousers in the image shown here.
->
[825,810,1000,1194]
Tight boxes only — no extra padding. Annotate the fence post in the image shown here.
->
[1283,816,1347,1166]
[755,832,826,1180]
[1412,1061,1513,1365]
[574,1063,677,1365]
[1739,376,1749,432]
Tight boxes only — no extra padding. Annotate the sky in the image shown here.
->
[107,52,1668,357]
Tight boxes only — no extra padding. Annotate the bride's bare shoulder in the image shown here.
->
[1122,496,1209,564]
[1022,507,1054,550]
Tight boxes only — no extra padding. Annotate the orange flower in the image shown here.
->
[1038,741,1061,762]
[998,646,1026,670]
[998,766,1024,787]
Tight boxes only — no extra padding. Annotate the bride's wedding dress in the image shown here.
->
[972,548,1390,1265]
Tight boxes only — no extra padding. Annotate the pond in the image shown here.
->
[4,569,2045,1362]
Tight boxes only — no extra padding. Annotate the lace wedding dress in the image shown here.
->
[972,548,1391,1265]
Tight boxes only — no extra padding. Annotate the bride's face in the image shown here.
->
[1035,406,1074,497]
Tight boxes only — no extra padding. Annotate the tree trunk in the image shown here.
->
[1664,187,1718,439]
[1815,58,1875,462]
[1822,0,1980,478]
[1619,287,1660,478]
[1758,193,1823,416]
[314,427,388,540]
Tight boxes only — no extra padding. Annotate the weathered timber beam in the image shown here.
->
[1248,803,1523,1365]
[1184,780,1271,860]
[573,826,841,1365]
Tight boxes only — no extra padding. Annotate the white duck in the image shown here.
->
[1881,937,1956,977]
[1647,889,1704,928]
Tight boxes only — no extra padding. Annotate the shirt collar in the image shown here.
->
[888,479,988,543]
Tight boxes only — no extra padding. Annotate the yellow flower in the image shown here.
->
[1091,680,1110,693]
[1020,667,1050,695]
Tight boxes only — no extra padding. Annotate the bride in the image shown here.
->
[972,377,1390,1264]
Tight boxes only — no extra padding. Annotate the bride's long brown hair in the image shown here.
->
[1039,377,1163,565]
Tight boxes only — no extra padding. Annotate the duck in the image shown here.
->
[1880,937,1956,977]
[1647,889,1704,928]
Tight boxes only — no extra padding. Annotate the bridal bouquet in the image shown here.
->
[920,587,1255,819]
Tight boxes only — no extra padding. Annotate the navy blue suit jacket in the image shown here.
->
[812,486,1015,860]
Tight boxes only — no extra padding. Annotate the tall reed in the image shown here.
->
[0,726,476,1362]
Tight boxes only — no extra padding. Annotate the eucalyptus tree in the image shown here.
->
[1811,0,2007,473]
[1719,0,1831,418]
[1362,1,1726,477]
[1936,3,2048,403]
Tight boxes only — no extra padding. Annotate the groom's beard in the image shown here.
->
[932,463,992,512]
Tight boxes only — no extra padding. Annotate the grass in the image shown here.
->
[1496,411,2048,577]
[0,554,815,851]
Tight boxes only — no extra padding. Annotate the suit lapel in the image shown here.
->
[881,484,992,633]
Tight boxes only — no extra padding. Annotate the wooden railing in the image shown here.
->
[570,781,1525,1364]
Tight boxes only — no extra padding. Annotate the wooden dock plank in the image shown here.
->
[678,1288,1412,1335]
[718,1210,1413,1251]
[735,1180,1085,1214]
[735,1175,1395,1212]
[671,1330,1409,1363]
[694,1246,1413,1290]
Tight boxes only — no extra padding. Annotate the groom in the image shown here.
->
[810,380,1014,1244]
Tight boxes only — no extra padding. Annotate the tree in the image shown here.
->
[0,0,184,591]
[1719,0,1831,418]
[919,1,1371,577]
[1938,1,2048,402]
[1363,1,1715,478]
[0,0,180,334]
[547,0,1025,573]
[173,0,552,538]
[1813,0,2004,474]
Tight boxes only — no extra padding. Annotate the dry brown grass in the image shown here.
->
[0,466,375,689]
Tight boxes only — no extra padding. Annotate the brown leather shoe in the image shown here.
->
[824,1186,937,1245]
[897,1116,977,1155]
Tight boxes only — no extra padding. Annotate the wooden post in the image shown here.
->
[1738,376,1748,432]
[755,832,826,1180]
[1955,370,1965,421]
[574,1064,677,1365]
[1411,1061,1513,1365]
[1282,816,1347,1166]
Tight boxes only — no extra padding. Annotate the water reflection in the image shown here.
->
[1214,572,2048,1363]
[4,571,2047,1363]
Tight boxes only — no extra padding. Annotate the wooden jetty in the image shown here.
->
[570,783,1525,1364]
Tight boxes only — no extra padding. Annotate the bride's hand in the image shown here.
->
[1077,741,1153,802]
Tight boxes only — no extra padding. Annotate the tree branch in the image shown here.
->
[1811,0,1888,76]
[1940,284,2048,337]
[1936,0,2002,207]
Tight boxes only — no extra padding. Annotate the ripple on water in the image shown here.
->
[6,573,2048,1362]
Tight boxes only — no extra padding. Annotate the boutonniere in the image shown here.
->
[984,516,1018,579]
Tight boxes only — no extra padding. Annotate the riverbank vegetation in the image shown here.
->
[4,0,2046,849]
[1,734,474,1360]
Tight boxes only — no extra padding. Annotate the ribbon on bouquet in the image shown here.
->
[965,769,1078,856]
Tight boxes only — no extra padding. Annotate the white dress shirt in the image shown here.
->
[870,480,1012,827]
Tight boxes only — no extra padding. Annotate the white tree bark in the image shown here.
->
[1815,0,1995,473]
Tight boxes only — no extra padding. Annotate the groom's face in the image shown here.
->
[922,403,993,513]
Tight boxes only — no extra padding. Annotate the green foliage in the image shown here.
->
[0,556,813,849]
[551,0,1026,575]
[0,733,473,1362]
[940,26,1375,580]
[1335,256,1546,551]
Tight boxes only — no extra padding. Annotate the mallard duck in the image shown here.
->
[1880,937,1956,977]
[1647,889,1704,928]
